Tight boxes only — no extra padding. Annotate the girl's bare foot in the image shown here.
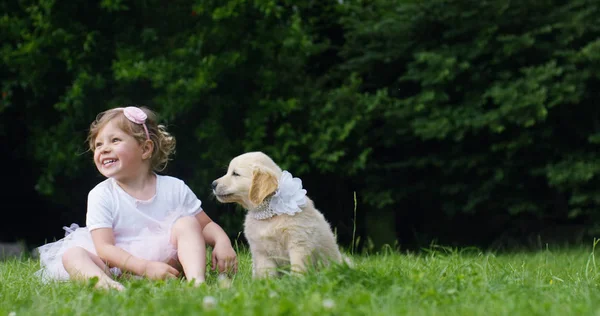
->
[95,277,125,291]
[190,278,205,287]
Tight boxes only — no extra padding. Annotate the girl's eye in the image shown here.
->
[232,171,240,177]
[95,142,103,148]
[112,138,120,143]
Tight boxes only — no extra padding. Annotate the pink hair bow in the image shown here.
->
[123,107,150,140]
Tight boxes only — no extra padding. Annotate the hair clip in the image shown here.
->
[123,107,150,140]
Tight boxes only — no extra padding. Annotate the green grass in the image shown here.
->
[2,244,600,315]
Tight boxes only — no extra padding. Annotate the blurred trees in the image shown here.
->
[3,0,600,249]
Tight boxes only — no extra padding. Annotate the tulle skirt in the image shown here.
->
[35,214,190,282]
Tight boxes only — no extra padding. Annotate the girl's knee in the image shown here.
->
[62,246,87,265]
[170,216,204,244]
[172,216,202,233]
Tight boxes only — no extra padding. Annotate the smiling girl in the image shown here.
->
[35,106,237,290]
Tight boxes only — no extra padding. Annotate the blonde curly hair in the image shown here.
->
[87,106,176,172]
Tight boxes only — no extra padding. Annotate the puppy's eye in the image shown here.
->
[232,171,240,177]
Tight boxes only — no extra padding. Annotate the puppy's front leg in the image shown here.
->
[252,253,278,279]
[289,247,311,274]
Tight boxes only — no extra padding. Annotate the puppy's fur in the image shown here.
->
[213,152,345,278]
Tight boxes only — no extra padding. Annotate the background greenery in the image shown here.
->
[2,0,600,250]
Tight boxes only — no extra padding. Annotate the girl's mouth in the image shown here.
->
[102,158,118,166]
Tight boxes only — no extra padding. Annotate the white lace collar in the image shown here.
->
[249,170,307,220]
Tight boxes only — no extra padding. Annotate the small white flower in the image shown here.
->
[322,299,335,310]
[269,291,279,298]
[8,312,16,316]
[269,171,307,216]
[203,296,217,310]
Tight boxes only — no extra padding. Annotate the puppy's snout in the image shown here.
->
[211,180,218,190]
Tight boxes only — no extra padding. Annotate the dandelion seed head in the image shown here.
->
[203,296,217,309]
[323,298,335,310]
[218,274,232,289]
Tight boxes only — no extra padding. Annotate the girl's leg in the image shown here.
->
[170,216,206,285]
[62,246,124,291]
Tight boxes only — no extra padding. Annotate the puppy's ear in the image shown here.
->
[249,169,278,205]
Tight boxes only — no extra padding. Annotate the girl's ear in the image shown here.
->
[248,168,278,205]
[141,139,154,160]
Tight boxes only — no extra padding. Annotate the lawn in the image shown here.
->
[1,243,600,315]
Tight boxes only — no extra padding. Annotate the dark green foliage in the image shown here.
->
[3,0,600,249]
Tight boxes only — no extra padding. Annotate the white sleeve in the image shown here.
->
[179,180,203,216]
[86,188,114,231]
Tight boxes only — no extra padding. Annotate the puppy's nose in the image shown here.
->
[211,180,218,190]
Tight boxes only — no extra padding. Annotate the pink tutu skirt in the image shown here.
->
[35,214,190,282]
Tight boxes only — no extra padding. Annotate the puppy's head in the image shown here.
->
[212,152,282,210]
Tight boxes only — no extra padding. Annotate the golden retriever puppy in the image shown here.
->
[212,151,345,278]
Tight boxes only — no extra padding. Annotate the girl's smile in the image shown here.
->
[101,158,118,167]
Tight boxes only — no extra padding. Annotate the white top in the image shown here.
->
[86,174,202,243]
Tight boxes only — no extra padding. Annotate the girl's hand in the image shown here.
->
[143,261,180,280]
[211,243,238,274]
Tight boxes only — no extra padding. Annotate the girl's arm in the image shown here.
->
[195,211,238,273]
[90,228,179,278]
[195,211,231,246]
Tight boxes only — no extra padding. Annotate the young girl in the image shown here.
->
[36,106,237,290]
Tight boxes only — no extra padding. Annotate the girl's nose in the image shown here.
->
[98,144,112,153]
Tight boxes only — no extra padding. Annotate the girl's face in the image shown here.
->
[93,119,150,181]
